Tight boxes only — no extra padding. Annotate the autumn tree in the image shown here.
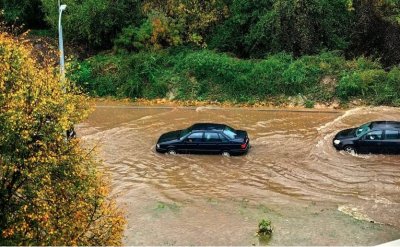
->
[114,0,228,51]
[0,32,125,245]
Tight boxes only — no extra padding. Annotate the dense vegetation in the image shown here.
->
[70,49,400,106]
[0,33,125,244]
[1,0,400,106]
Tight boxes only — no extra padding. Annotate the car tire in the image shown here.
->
[343,145,356,154]
[222,151,230,157]
[167,149,177,155]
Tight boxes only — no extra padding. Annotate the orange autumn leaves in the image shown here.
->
[0,32,125,245]
[143,0,228,48]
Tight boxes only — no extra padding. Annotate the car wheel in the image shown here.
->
[167,149,177,155]
[343,145,356,154]
[222,151,230,157]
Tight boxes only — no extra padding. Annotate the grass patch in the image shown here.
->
[154,201,181,213]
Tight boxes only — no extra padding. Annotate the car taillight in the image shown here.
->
[241,143,247,149]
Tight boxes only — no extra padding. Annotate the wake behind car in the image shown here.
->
[333,121,400,154]
[156,123,250,156]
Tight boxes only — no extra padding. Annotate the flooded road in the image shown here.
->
[77,103,400,245]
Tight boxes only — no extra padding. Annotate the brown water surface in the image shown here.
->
[77,103,400,245]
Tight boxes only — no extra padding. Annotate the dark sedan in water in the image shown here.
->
[156,123,250,156]
[333,121,400,154]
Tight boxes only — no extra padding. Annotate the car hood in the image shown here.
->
[335,128,356,139]
[158,130,181,143]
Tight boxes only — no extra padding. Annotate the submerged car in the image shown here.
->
[333,121,400,154]
[156,123,250,156]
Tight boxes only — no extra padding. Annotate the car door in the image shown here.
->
[200,132,222,154]
[218,133,231,152]
[357,130,383,153]
[382,130,400,154]
[184,132,204,153]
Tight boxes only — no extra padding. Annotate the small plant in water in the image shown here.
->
[258,219,273,236]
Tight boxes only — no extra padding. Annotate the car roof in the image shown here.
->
[370,121,400,130]
[190,123,227,131]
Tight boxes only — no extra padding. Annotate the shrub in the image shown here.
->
[114,20,153,52]
[70,49,400,106]
[336,69,387,101]
[304,99,315,108]
[0,32,125,245]
[258,219,273,236]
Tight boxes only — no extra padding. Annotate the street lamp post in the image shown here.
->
[58,4,67,83]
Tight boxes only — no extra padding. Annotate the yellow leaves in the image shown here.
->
[151,17,168,46]
[177,3,186,12]
[142,0,227,47]
[346,0,355,11]
[0,32,125,245]
[98,184,110,197]
[41,213,50,223]
[2,228,15,238]
[74,210,83,220]
[21,129,30,140]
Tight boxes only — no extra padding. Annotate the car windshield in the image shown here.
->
[180,127,192,139]
[355,123,371,137]
[223,126,237,139]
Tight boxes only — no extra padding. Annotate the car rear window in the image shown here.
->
[385,130,399,140]
[223,127,237,139]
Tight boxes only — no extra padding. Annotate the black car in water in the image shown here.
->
[333,121,400,154]
[156,123,250,156]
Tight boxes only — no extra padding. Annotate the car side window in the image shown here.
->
[384,130,399,140]
[186,132,203,143]
[219,133,229,142]
[204,132,221,142]
[364,130,383,140]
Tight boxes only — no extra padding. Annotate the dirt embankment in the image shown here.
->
[89,96,367,111]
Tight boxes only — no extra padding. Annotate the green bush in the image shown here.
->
[337,69,387,101]
[258,219,272,236]
[69,49,400,106]
[70,51,171,99]
[114,20,153,52]
[304,100,315,108]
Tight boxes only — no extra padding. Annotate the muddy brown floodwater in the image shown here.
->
[77,102,400,246]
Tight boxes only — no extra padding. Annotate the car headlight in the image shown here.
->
[156,144,160,148]
[333,140,341,145]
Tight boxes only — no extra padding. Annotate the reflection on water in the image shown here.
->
[77,104,400,245]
